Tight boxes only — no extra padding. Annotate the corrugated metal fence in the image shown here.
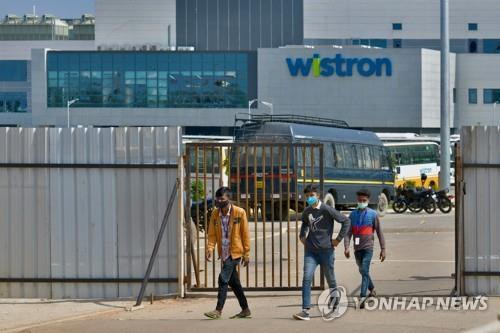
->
[456,126,500,295]
[0,127,181,298]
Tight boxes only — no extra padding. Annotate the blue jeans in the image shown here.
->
[354,249,374,297]
[302,248,337,309]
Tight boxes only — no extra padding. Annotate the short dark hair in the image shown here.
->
[303,184,319,194]
[356,189,371,198]
[215,186,232,199]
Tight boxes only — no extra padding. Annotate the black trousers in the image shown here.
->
[216,256,249,311]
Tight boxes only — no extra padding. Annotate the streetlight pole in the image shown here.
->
[439,0,451,191]
[67,98,79,128]
[494,101,499,125]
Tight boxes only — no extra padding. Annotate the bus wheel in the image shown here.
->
[324,193,336,209]
[377,192,388,217]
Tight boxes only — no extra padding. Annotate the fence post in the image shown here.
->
[135,180,179,307]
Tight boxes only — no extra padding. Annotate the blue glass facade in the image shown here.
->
[0,61,28,81]
[0,92,28,112]
[47,51,255,108]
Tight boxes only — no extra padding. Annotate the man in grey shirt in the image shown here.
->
[344,189,386,309]
[293,184,350,321]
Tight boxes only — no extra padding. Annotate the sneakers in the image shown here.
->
[230,308,252,319]
[204,309,222,319]
[368,289,377,297]
[293,309,311,321]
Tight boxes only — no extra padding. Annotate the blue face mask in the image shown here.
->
[306,196,318,206]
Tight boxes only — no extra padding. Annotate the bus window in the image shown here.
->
[324,144,335,168]
[334,143,357,169]
[355,144,374,169]
[371,146,382,169]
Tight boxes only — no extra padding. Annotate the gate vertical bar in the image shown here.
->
[294,145,299,287]
[319,144,325,289]
[262,145,267,287]
[186,146,192,290]
[279,146,283,287]
[253,145,258,287]
[286,145,291,287]
[245,145,250,286]
[270,145,275,287]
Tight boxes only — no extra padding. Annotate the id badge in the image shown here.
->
[354,237,360,246]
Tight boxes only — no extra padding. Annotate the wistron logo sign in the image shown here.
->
[286,53,393,77]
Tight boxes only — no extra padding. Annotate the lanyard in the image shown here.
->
[221,214,230,238]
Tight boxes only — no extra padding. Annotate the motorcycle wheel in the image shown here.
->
[438,197,453,213]
[423,199,437,214]
[392,200,407,213]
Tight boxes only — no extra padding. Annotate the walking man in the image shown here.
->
[293,184,351,321]
[204,186,251,319]
[344,189,386,308]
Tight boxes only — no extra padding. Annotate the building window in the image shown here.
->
[393,39,402,48]
[483,40,500,53]
[0,60,28,81]
[468,40,478,53]
[453,88,456,103]
[352,39,387,48]
[468,89,477,104]
[46,51,251,108]
[468,23,478,31]
[483,89,500,104]
[0,92,28,112]
[392,23,403,31]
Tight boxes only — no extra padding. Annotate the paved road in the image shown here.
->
[190,210,456,295]
[23,211,471,333]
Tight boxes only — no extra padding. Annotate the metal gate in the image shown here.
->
[185,142,325,291]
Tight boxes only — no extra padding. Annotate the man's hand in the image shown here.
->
[206,250,212,262]
[299,236,306,245]
[332,239,340,247]
[242,257,250,267]
[344,249,350,259]
[380,250,386,262]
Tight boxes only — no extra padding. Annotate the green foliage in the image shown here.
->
[191,179,205,201]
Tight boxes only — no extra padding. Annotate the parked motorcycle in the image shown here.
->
[392,173,436,214]
[430,188,453,213]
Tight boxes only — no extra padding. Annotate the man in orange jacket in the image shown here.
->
[204,186,251,319]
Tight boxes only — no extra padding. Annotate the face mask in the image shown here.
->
[216,200,229,209]
[306,196,318,206]
[357,202,368,209]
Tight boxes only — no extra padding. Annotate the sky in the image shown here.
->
[0,0,94,18]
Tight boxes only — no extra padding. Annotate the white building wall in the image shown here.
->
[95,0,176,49]
[258,47,428,129]
[305,0,500,40]
[456,54,500,126]
[0,41,95,60]
[421,49,456,128]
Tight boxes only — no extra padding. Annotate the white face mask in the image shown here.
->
[357,202,368,209]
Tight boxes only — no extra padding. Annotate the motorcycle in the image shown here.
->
[430,188,453,213]
[392,173,436,214]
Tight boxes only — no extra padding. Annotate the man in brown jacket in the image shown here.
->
[204,186,251,319]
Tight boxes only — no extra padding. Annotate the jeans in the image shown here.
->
[216,256,249,311]
[354,249,374,297]
[302,248,337,309]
